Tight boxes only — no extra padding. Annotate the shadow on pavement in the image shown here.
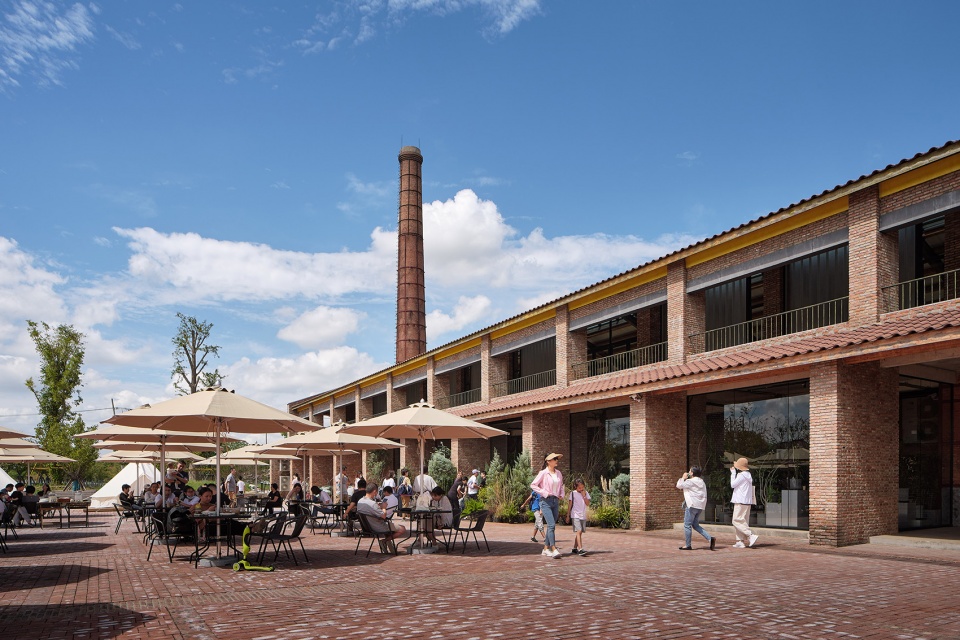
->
[0,603,153,639]
[0,564,112,593]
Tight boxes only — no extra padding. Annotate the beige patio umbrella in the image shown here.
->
[102,387,318,533]
[0,447,75,486]
[192,443,301,490]
[0,437,39,448]
[0,426,31,439]
[252,422,398,501]
[341,401,508,491]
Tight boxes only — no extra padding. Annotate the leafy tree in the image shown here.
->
[171,313,223,394]
[24,321,99,486]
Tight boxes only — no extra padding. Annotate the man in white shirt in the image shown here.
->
[357,484,406,550]
[466,469,480,500]
[155,485,178,509]
[676,466,714,551]
[335,467,350,503]
[412,466,437,494]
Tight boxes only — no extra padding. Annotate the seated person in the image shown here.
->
[142,482,160,505]
[414,487,453,545]
[343,479,368,530]
[310,485,337,517]
[179,486,200,508]
[263,483,282,514]
[155,484,179,509]
[189,487,217,541]
[381,485,399,519]
[37,483,53,498]
[286,482,305,513]
[18,485,40,526]
[118,484,142,512]
[206,483,231,509]
[356,484,406,550]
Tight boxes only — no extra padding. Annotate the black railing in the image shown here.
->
[690,297,849,353]
[435,388,482,409]
[570,342,668,380]
[881,269,960,312]
[491,369,557,398]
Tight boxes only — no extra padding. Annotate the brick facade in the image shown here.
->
[809,361,899,546]
[628,392,687,530]
[522,410,570,469]
[452,438,490,477]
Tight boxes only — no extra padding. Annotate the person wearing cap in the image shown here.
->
[530,452,565,558]
[676,466,714,551]
[466,468,480,500]
[731,457,759,548]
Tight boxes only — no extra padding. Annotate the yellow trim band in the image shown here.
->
[879,154,960,198]
[434,337,482,362]
[490,308,556,340]
[568,266,668,311]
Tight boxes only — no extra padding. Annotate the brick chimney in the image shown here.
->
[396,146,427,363]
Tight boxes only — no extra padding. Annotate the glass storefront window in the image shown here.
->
[899,376,954,530]
[688,380,810,529]
[569,406,630,485]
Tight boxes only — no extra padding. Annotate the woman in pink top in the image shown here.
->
[530,452,565,558]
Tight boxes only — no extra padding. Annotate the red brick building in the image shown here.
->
[289,140,960,546]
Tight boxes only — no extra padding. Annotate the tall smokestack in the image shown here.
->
[396,145,427,363]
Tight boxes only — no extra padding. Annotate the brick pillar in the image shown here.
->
[666,261,700,362]
[480,335,492,403]
[426,357,436,404]
[629,391,687,530]
[453,438,490,476]
[269,459,278,488]
[401,439,421,472]
[341,453,362,483]
[555,304,570,386]
[809,360,899,546]
[762,266,783,317]
[522,410,570,472]
[567,329,588,382]
[849,186,898,322]
[945,212,960,273]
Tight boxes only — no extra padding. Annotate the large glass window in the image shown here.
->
[899,375,954,530]
[488,419,524,466]
[509,337,556,379]
[784,244,849,312]
[587,314,638,360]
[569,406,630,484]
[688,381,810,529]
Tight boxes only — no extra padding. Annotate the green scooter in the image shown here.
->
[232,523,275,572]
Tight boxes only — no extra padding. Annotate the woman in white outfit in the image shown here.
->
[730,457,759,548]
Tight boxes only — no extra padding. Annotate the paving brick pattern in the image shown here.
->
[3,513,960,639]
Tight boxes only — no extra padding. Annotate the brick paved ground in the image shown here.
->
[2,513,960,640]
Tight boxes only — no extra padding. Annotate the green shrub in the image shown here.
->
[428,445,456,492]
[610,473,630,497]
[486,449,505,482]
[495,502,522,522]
[462,498,485,516]
[592,504,625,528]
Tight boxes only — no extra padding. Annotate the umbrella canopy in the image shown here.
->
[0,426,31,439]
[92,441,221,452]
[0,437,39,448]
[102,388,319,539]
[0,447,75,462]
[98,450,204,463]
[341,402,507,487]
[192,442,300,465]
[77,425,239,444]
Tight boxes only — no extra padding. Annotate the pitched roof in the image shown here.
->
[450,303,960,417]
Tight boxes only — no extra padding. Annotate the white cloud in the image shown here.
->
[277,306,363,349]
[221,347,387,409]
[104,24,140,50]
[0,237,69,345]
[0,1,96,90]
[426,295,491,340]
[113,225,396,304]
[271,180,290,190]
[676,151,699,165]
[93,236,112,247]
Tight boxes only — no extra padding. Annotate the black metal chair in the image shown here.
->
[252,513,287,564]
[355,512,396,558]
[146,509,193,563]
[451,509,490,553]
[113,503,142,535]
[267,513,309,565]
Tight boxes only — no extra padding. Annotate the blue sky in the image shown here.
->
[1,1,959,435]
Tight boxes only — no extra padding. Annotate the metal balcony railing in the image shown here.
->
[570,342,668,380]
[491,369,557,398]
[881,269,960,312]
[689,297,849,354]
[435,388,482,410]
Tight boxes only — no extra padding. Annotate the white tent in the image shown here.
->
[89,462,161,509]
[0,465,15,487]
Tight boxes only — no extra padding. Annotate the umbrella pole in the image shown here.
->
[419,436,425,494]
[214,420,222,559]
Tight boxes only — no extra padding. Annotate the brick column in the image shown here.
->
[555,304,570,386]
[809,360,899,546]
[480,335,492,403]
[452,438,490,476]
[629,391,687,530]
[666,261,700,363]
[849,186,898,322]
[426,356,436,404]
[522,410,570,472]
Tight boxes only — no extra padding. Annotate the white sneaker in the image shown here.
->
[733,541,745,548]
[541,549,552,556]
[550,549,562,558]
[748,534,759,548]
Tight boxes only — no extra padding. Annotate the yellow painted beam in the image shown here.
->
[434,337,482,362]
[685,197,849,268]
[879,153,960,198]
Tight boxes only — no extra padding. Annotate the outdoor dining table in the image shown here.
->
[404,509,452,554]
[188,511,247,567]
[59,501,90,528]
[37,500,65,528]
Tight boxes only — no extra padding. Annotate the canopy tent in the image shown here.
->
[0,465,15,487]
[90,462,162,509]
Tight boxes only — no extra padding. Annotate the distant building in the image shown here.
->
[288,140,960,546]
